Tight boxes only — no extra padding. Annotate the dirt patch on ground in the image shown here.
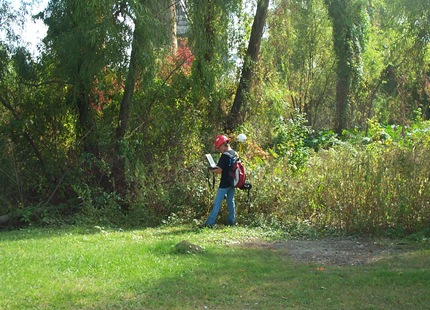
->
[237,239,408,266]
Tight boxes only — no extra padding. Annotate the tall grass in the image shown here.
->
[64,125,430,236]
[4,114,430,237]
[250,138,430,235]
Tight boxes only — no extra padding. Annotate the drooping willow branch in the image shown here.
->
[125,52,194,139]
[0,91,45,169]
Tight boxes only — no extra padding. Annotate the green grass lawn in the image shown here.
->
[0,225,429,309]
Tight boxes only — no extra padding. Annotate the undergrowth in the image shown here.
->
[2,119,430,240]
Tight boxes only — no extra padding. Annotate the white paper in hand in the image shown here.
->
[205,154,216,168]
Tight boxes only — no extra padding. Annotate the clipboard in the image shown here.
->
[205,154,216,168]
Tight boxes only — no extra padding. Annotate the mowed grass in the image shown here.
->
[0,225,429,309]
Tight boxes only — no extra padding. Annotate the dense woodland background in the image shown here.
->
[0,0,429,235]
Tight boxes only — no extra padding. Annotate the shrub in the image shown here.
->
[267,110,312,171]
[245,129,430,235]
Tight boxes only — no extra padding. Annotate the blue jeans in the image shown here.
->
[205,187,235,226]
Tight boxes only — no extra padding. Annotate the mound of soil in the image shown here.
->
[237,238,408,266]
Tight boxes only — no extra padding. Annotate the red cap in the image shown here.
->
[215,135,230,149]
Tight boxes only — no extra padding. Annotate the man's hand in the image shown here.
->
[208,166,222,174]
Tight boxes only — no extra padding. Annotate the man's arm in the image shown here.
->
[209,166,222,174]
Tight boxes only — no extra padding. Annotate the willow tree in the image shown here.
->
[324,0,368,134]
[42,0,126,153]
[265,0,334,128]
[397,0,430,120]
[381,0,430,122]
[116,0,175,142]
[187,0,242,128]
[114,0,175,194]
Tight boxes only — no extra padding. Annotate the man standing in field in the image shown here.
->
[204,135,237,227]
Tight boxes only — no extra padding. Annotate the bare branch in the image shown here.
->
[18,80,67,87]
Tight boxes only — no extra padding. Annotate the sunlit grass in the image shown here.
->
[0,225,429,309]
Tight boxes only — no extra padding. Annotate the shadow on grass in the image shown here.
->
[124,248,299,309]
[0,225,118,242]
[4,230,430,310]
[152,226,201,237]
[0,222,214,243]
[98,246,430,309]
[45,246,300,309]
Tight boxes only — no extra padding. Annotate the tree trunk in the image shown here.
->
[76,86,97,153]
[114,22,142,195]
[116,26,141,142]
[324,0,367,135]
[169,0,177,52]
[225,0,269,132]
[335,71,349,135]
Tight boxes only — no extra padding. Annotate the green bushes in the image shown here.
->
[128,157,213,226]
[246,121,430,235]
[2,98,430,237]
[267,110,312,170]
[75,117,430,235]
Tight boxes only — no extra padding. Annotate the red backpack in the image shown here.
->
[223,151,246,188]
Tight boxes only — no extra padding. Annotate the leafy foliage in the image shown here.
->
[324,0,369,133]
[0,0,429,238]
[265,0,335,128]
[268,110,313,170]
[246,119,430,236]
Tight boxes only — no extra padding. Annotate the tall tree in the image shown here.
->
[42,0,124,153]
[387,0,430,121]
[169,0,178,52]
[324,0,367,134]
[114,0,172,193]
[226,0,270,132]
[265,0,335,128]
[187,0,242,128]
[359,0,430,125]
